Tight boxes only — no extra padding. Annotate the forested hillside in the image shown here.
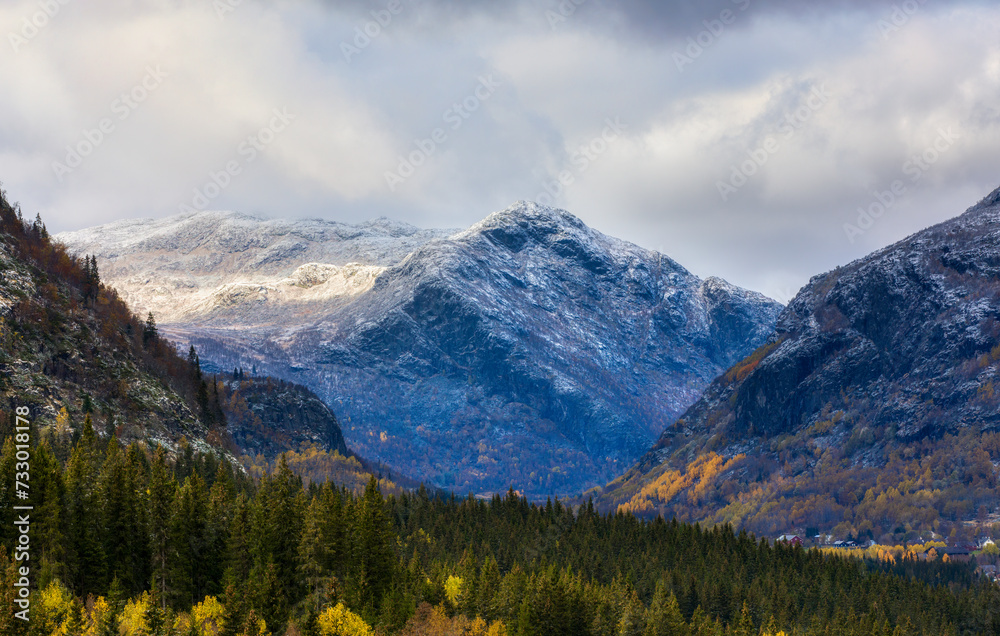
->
[4,432,1000,636]
[0,188,386,490]
[6,187,1000,635]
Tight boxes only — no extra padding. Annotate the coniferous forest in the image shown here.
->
[3,428,1000,636]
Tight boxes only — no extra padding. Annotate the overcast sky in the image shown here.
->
[2,0,998,301]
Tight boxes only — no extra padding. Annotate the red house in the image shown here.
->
[777,534,803,547]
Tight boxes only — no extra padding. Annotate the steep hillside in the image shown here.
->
[63,202,783,497]
[600,186,1000,543]
[0,191,215,451]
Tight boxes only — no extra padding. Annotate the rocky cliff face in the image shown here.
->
[219,376,349,460]
[601,187,1000,540]
[59,202,782,497]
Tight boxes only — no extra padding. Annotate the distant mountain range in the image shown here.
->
[599,186,1000,542]
[59,202,782,497]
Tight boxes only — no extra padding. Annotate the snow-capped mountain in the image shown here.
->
[59,210,454,323]
[58,202,782,497]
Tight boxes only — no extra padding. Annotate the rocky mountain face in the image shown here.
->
[600,186,1000,542]
[59,202,782,497]
[219,375,349,460]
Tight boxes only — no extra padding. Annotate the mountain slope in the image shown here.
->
[0,193,214,451]
[61,202,782,497]
[219,374,349,459]
[58,210,454,324]
[0,189,417,509]
[600,186,1000,542]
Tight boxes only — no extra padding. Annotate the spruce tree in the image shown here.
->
[146,584,167,636]
[349,475,396,619]
[319,483,348,581]
[616,589,646,636]
[65,414,106,594]
[224,494,253,585]
[36,444,68,588]
[477,555,502,621]
[220,581,248,636]
[101,437,149,594]
[168,473,209,607]
[644,583,689,636]
[299,496,328,612]
[148,446,176,608]
[250,455,304,608]
[143,312,158,347]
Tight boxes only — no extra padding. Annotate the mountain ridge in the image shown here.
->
[599,185,1000,542]
[60,201,783,497]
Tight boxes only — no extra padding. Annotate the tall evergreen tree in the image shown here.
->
[617,589,647,636]
[143,312,158,347]
[148,446,176,608]
[188,346,201,380]
[101,438,149,595]
[644,583,689,636]
[64,414,106,594]
[299,496,328,612]
[348,475,396,619]
[168,473,209,607]
[224,493,253,586]
[35,442,68,587]
[319,483,348,582]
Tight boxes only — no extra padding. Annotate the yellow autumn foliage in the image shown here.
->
[618,452,745,516]
[119,592,151,636]
[36,580,73,636]
[188,595,227,636]
[317,602,374,636]
[84,597,112,636]
[444,574,464,607]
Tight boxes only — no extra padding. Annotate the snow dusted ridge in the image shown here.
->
[56,210,453,323]
[58,202,783,497]
[619,184,1000,490]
